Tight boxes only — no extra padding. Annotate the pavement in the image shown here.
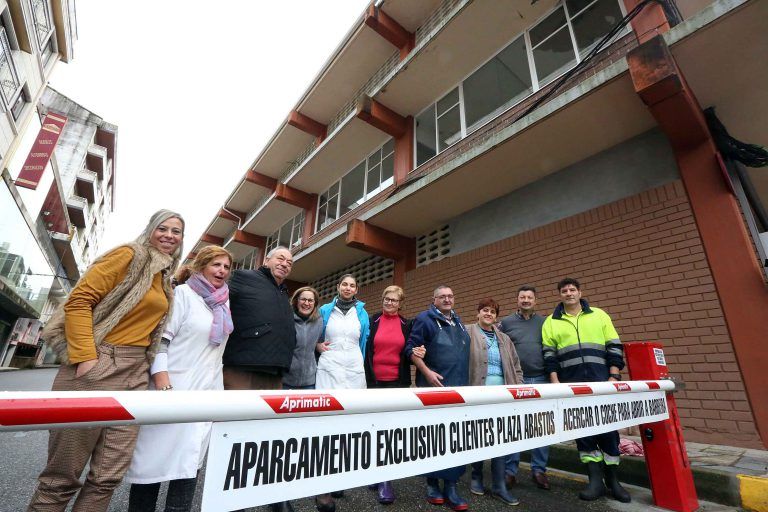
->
[1,368,766,511]
[507,437,768,511]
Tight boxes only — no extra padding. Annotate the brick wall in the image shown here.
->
[394,180,761,448]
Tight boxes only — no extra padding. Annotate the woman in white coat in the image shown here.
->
[314,274,369,510]
[126,245,233,512]
[316,274,370,390]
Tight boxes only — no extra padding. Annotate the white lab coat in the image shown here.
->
[126,284,228,483]
[315,307,366,390]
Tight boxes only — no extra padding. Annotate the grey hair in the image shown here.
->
[433,284,452,297]
[265,246,292,259]
[135,209,185,270]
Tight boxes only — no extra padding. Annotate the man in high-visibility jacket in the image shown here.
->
[542,277,631,503]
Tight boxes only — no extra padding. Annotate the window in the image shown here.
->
[340,162,365,216]
[30,0,54,50]
[414,0,626,166]
[437,88,462,152]
[0,22,22,111]
[567,0,624,56]
[463,35,532,131]
[267,211,305,252]
[530,7,576,86]
[316,139,395,230]
[317,182,339,231]
[366,139,394,198]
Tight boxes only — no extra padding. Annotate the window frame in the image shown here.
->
[315,138,395,231]
[267,210,305,252]
[413,0,628,167]
[29,0,55,52]
[0,11,24,113]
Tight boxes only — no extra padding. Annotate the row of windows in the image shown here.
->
[0,0,58,122]
[266,210,305,253]
[317,138,395,231]
[234,0,625,263]
[416,0,625,166]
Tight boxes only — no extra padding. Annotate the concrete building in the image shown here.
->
[0,86,117,367]
[0,0,115,368]
[191,0,767,449]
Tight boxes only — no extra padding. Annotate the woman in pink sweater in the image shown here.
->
[363,285,424,504]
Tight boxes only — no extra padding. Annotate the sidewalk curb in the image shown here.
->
[529,444,764,509]
[738,475,768,512]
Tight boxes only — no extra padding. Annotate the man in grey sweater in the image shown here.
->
[500,285,551,490]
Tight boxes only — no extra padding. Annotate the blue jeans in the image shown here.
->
[506,375,550,475]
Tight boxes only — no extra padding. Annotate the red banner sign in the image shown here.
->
[15,113,67,190]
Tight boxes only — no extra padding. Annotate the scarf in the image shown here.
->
[186,272,233,345]
[336,297,356,315]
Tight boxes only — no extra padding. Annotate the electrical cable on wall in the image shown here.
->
[704,107,768,168]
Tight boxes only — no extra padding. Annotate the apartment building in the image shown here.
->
[190,0,767,449]
[0,0,77,367]
[0,85,117,367]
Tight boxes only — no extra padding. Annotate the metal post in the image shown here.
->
[625,342,699,512]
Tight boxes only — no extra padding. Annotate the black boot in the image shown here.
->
[490,456,520,505]
[269,501,295,512]
[603,464,631,503]
[578,461,607,501]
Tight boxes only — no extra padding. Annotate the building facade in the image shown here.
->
[0,0,77,368]
[191,0,767,448]
[0,86,117,367]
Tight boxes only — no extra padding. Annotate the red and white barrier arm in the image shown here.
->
[0,380,673,431]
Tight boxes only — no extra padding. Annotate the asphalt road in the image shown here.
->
[0,369,736,512]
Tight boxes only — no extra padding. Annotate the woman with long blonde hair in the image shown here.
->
[28,209,184,512]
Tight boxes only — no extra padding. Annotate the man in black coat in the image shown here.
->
[223,246,297,391]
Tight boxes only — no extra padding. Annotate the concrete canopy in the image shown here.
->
[284,114,390,193]
[373,0,559,116]
[241,195,302,237]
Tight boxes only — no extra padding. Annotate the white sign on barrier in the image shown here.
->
[202,390,668,511]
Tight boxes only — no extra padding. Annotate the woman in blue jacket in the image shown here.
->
[316,274,370,389]
[314,274,370,510]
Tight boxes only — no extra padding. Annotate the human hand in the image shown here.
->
[412,345,426,359]
[75,359,98,378]
[316,341,331,353]
[425,369,444,387]
[153,371,171,390]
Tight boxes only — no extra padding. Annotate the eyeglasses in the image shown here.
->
[298,298,315,303]
[435,294,454,301]
[383,298,400,304]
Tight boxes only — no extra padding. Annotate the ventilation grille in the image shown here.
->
[417,225,450,267]
[311,256,394,301]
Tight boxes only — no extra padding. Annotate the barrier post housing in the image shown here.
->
[625,342,699,512]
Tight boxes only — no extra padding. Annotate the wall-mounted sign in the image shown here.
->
[14,113,67,190]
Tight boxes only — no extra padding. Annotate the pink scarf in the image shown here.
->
[186,273,233,345]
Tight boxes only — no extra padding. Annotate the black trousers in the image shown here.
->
[128,477,197,512]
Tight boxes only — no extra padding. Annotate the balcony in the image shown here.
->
[75,168,97,203]
[86,144,107,179]
[66,194,88,228]
[49,224,84,282]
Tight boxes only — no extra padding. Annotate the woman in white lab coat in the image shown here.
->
[315,274,370,390]
[126,245,233,512]
[314,274,369,510]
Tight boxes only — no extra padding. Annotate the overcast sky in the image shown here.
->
[50,0,371,255]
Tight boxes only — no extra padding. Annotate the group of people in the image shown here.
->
[26,209,631,512]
